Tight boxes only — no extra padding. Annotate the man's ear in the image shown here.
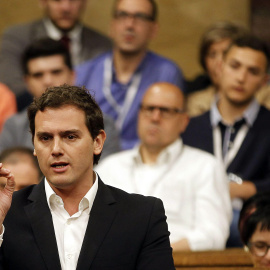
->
[179,113,190,135]
[93,130,106,155]
[33,149,37,156]
[262,74,270,87]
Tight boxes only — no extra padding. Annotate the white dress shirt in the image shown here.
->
[96,139,232,251]
[43,18,83,65]
[44,175,98,270]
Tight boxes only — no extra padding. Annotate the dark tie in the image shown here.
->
[60,35,70,51]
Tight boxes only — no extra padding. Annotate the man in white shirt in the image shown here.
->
[0,85,174,269]
[96,82,231,251]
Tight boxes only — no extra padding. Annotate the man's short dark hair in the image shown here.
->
[0,146,43,180]
[224,34,270,71]
[238,192,270,245]
[112,0,158,21]
[28,84,104,165]
[22,38,72,75]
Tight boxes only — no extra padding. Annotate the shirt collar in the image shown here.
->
[45,172,99,215]
[132,138,184,166]
[210,98,260,127]
[43,18,82,41]
[111,51,149,85]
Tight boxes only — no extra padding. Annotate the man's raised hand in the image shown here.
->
[0,163,15,227]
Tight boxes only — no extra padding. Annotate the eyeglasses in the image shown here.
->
[140,105,185,119]
[114,11,154,23]
[246,242,270,257]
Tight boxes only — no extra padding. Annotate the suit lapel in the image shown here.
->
[76,178,117,270]
[29,19,48,41]
[24,180,61,270]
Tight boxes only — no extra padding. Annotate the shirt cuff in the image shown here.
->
[0,225,4,247]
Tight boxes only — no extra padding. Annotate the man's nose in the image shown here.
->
[151,108,162,121]
[236,69,247,83]
[51,138,64,157]
[42,74,54,87]
[59,0,73,12]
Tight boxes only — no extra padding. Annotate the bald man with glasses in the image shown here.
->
[96,82,231,252]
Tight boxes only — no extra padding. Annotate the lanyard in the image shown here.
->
[103,57,142,130]
[213,124,249,169]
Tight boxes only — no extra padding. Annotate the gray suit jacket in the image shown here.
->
[0,19,112,96]
[0,109,120,160]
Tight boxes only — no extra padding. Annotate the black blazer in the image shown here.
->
[182,106,270,192]
[0,178,174,270]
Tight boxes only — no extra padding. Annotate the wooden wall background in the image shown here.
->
[0,0,250,79]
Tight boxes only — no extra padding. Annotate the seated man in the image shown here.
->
[0,146,42,191]
[0,85,174,269]
[96,82,231,251]
[0,38,120,160]
[182,34,270,247]
[76,0,185,150]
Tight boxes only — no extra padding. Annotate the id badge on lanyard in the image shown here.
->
[213,124,248,169]
[103,57,142,130]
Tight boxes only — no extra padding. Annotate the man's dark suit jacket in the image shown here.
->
[0,178,174,270]
[0,19,112,98]
[182,106,270,192]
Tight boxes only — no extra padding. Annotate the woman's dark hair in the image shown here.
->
[239,192,270,245]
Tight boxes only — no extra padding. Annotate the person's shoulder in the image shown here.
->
[147,51,180,69]
[183,143,217,163]
[5,109,27,125]
[253,105,270,132]
[106,182,161,209]
[76,52,110,71]
[188,110,211,126]
[9,184,37,208]
[2,19,42,36]
[258,105,270,117]
[97,148,135,167]
[81,25,112,43]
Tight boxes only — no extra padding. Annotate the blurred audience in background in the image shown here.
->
[183,34,270,247]
[0,146,42,191]
[76,0,185,150]
[0,0,112,111]
[0,38,120,160]
[239,192,270,268]
[186,21,248,116]
[96,82,231,252]
[0,83,17,132]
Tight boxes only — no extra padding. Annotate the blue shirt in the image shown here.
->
[76,51,185,150]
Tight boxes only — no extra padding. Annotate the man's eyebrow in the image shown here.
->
[36,131,52,137]
[59,130,82,136]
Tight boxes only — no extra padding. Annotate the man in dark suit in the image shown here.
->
[0,85,174,269]
[182,34,270,247]
[0,0,112,109]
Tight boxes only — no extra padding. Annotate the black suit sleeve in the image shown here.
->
[136,198,175,270]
